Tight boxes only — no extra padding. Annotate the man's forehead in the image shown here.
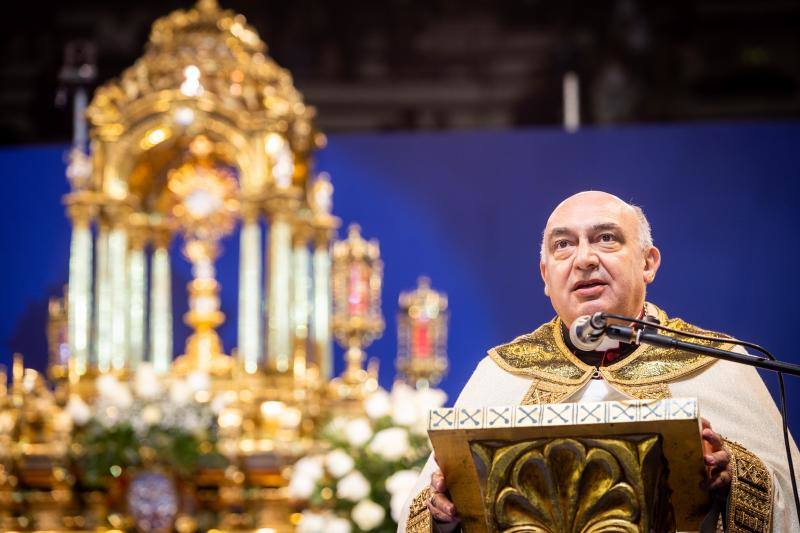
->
[545,193,636,234]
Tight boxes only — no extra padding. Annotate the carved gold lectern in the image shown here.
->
[428,397,709,532]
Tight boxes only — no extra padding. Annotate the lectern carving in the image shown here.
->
[429,398,708,532]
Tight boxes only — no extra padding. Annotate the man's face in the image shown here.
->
[540,192,660,328]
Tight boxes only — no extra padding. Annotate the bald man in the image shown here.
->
[398,191,799,532]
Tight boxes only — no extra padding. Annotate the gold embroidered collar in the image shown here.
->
[488,303,736,388]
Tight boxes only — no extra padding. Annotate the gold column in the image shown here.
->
[311,225,336,380]
[291,221,312,379]
[237,200,262,374]
[65,194,95,377]
[150,227,173,374]
[107,204,130,371]
[265,188,301,373]
[308,174,339,381]
[93,218,112,372]
[126,215,149,370]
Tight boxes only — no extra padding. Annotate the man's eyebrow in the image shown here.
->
[547,227,572,239]
[591,223,623,232]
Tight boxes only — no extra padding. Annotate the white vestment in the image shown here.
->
[397,309,800,532]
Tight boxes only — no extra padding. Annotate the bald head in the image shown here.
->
[540,191,653,259]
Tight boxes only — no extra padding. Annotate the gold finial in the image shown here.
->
[197,0,220,13]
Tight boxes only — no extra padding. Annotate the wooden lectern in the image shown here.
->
[428,397,708,532]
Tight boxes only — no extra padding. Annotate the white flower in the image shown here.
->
[110,385,133,409]
[386,469,419,496]
[337,470,371,502]
[297,511,328,533]
[387,470,420,521]
[364,388,391,420]
[390,383,418,427]
[344,418,373,447]
[141,404,162,426]
[325,448,355,478]
[328,517,352,533]
[96,374,122,399]
[210,390,237,414]
[133,363,162,400]
[66,394,91,426]
[186,371,210,393]
[351,499,385,531]
[326,416,349,439]
[169,379,192,406]
[288,474,316,500]
[368,427,410,461]
[294,456,324,482]
[415,387,447,415]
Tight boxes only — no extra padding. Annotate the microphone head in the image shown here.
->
[569,314,604,351]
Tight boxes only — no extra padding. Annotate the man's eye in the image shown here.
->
[599,233,616,242]
[554,240,570,249]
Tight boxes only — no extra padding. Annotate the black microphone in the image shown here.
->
[568,312,609,351]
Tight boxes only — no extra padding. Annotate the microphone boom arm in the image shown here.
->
[605,324,800,377]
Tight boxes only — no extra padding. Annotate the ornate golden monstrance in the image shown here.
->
[52,0,343,529]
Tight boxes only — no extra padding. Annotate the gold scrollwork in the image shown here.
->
[472,436,674,532]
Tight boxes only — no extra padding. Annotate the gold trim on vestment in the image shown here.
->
[406,486,433,533]
[488,303,737,404]
[724,440,773,533]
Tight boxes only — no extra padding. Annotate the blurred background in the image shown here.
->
[1,0,799,144]
[1,0,799,420]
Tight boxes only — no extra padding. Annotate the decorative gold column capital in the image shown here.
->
[265,186,302,221]
[150,222,175,250]
[63,191,98,226]
[127,213,150,250]
[240,196,263,223]
[311,214,340,248]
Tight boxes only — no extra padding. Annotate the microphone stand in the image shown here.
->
[593,313,800,526]
[604,324,800,377]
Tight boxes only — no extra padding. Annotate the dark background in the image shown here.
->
[1,0,799,144]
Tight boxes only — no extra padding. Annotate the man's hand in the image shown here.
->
[700,418,732,499]
[428,469,460,524]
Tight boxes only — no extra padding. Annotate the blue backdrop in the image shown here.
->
[1,121,799,433]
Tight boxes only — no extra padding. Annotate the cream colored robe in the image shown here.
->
[397,307,800,532]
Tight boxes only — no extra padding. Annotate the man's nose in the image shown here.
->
[574,239,598,270]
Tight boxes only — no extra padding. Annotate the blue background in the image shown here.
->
[1,121,799,432]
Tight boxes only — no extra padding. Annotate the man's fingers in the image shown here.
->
[702,428,724,451]
[427,493,457,522]
[701,417,711,430]
[706,471,732,492]
[704,450,730,469]
[431,470,447,493]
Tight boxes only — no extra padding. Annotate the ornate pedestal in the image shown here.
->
[429,398,708,532]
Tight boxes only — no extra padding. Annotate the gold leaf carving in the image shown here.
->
[473,436,674,532]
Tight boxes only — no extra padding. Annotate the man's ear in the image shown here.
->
[643,246,661,284]
[540,259,550,296]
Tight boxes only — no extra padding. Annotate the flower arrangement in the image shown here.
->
[289,383,447,532]
[67,363,224,486]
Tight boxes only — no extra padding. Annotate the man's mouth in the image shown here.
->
[572,279,608,293]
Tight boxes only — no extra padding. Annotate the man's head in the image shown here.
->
[539,191,661,328]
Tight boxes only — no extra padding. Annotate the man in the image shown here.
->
[398,191,799,532]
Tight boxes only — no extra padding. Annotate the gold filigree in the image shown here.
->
[406,486,433,533]
[724,440,773,533]
[473,436,674,532]
[489,303,735,397]
[520,379,578,406]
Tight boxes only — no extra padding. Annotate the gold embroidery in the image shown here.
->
[614,382,671,400]
[725,440,773,533]
[489,323,589,382]
[521,379,580,405]
[406,486,433,533]
[489,303,734,395]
